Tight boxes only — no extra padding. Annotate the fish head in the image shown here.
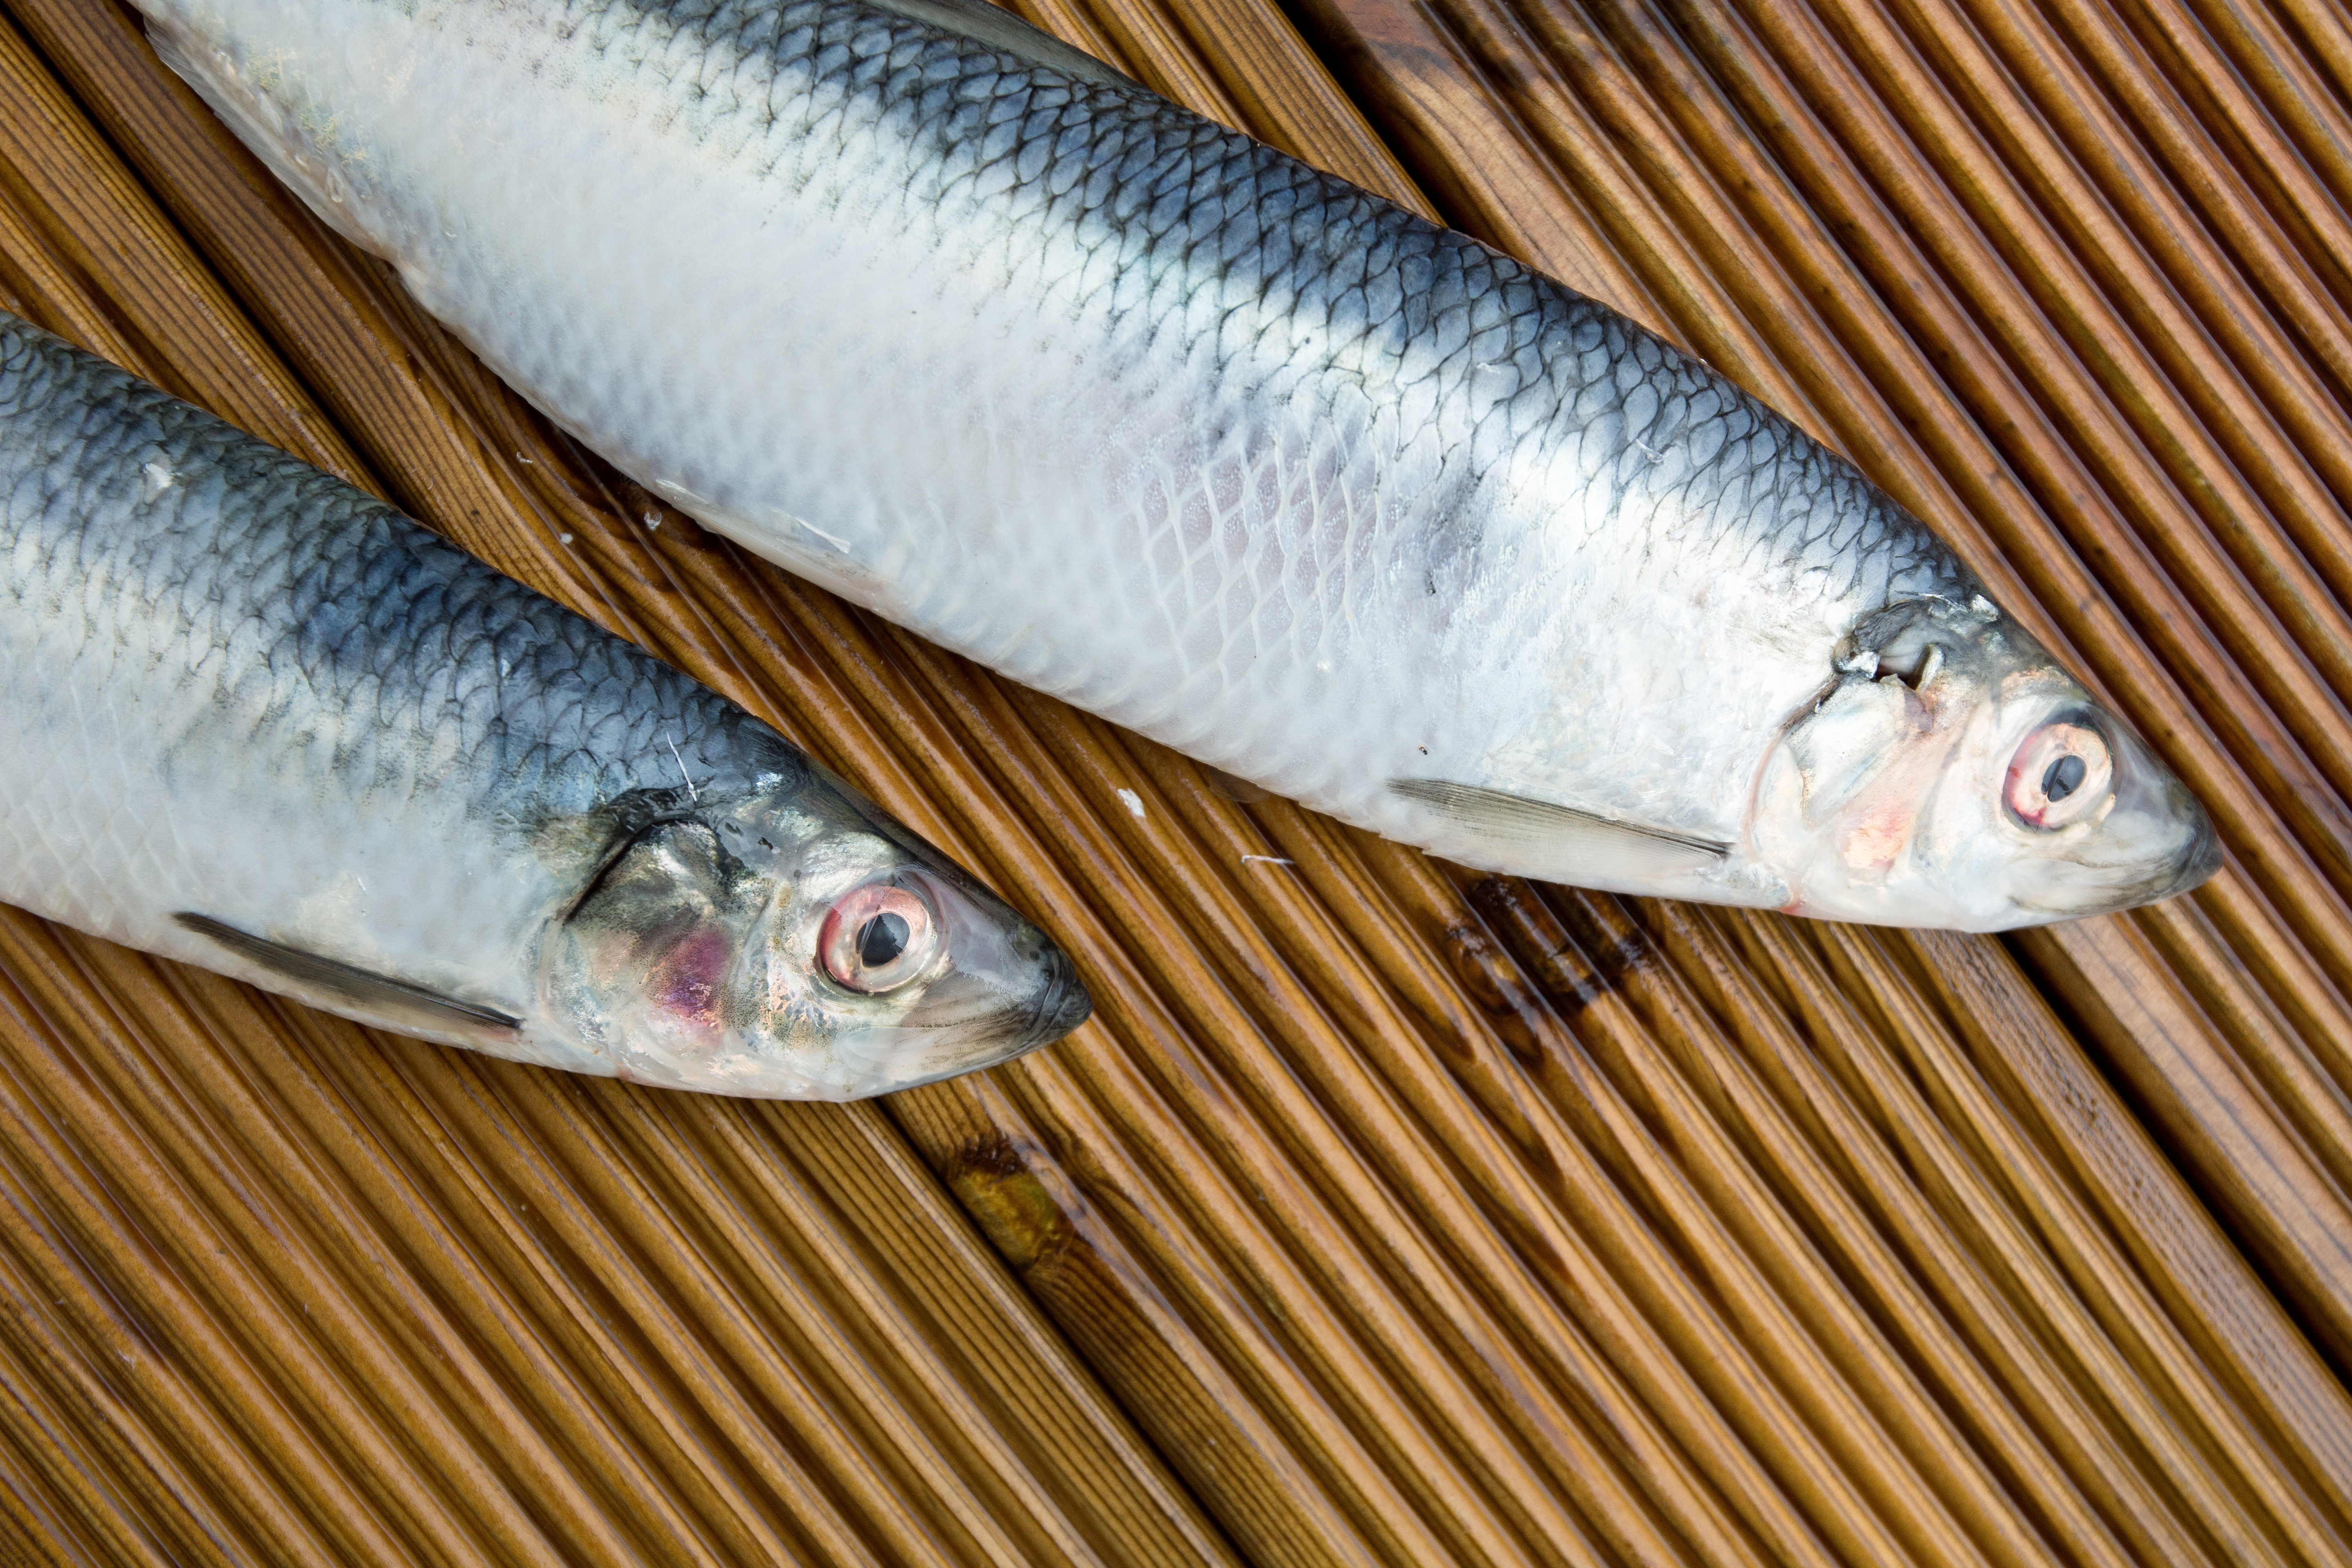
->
[539,759,1088,1098]
[1751,595,2218,930]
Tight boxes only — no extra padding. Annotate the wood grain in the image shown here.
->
[1293,0,2352,1381]
[2,0,2351,1561]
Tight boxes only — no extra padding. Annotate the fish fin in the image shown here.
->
[172,913,523,1037]
[1388,779,1731,879]
[862,0,1138,89]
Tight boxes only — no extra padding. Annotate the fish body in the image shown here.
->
[136,0,2218,927]
[0,313,1086,1096]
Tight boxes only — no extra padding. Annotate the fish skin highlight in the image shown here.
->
[135,0,2220,929]
[0,313,1089,1098]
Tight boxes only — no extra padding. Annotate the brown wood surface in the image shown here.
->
[1,0,2350,1560]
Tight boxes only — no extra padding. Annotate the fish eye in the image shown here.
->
[859,910,909,965]
[818,883,940,994]
[2005,721,2113,829]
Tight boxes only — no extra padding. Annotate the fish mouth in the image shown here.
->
[2151,809,2223,903]
[1014,947,1093,1054]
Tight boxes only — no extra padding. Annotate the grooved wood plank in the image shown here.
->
[4,0,2352,1560]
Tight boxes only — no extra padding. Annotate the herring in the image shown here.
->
[135,0,2221,929]
[0,314,1088,1098]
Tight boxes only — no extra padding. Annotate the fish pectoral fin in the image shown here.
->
[1388,779,1730,879]
[172,913,523,1038]
[863,0,1138,90]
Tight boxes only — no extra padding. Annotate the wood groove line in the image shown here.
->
[4,0,2352,1560]
[1615,903,2255,1567]
[0,24,1229,1549]
[1294,0,2352,1380]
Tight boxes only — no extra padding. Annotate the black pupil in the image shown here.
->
[2043,753,2089,802]
[857,911,910,967]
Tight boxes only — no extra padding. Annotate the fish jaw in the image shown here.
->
[1751,598,2218,930]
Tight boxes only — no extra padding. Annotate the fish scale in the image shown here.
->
[2,314,765,967]
[135,0,2215,925]
[0,313,1087,1094]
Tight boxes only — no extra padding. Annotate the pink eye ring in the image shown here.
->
[2005,722,2113,830]
[817,883,940,994]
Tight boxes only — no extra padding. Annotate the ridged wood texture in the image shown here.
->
[0,0,2348,1560]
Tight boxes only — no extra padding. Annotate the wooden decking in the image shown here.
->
[1,0,2350,1560]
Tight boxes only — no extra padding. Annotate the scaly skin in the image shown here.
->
[135,0,2214,922]
[0,314,1083,1095]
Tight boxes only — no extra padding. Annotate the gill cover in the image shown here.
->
[1754,596,2218,930]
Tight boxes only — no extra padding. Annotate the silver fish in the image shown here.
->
[0,314,1088,1097]
[134,0,2220,929]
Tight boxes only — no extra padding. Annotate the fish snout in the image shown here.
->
[808,868,1091,1097]
[1021,942,1094,1049]
[2003,718,2221,922]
